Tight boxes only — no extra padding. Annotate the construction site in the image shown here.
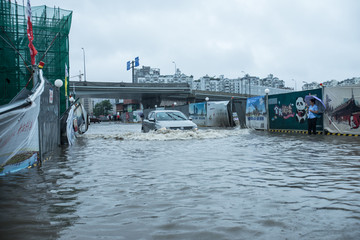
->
[0,0,72,113]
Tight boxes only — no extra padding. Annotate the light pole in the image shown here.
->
[55,79,63,145]
[205,97,209,126]
[82,48,87,82]
[265,89,270,131]
[230,96,234,126]
[205,97,209,114]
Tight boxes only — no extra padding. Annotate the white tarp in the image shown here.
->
[324,86,360,134]
[0,70,44,174]
[66,106,75,145]
[206,101,230,127]
[0,100,40,167]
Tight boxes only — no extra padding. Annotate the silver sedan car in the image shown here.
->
[142,110,198,133]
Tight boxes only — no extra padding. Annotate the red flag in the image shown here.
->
[26,0,37,65]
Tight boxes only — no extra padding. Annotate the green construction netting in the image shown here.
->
[0,0,72,114]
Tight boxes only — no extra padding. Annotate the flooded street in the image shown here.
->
[1,122,360,240]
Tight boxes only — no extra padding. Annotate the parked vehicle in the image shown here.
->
[142,110,198,133]
[90,117,101,123]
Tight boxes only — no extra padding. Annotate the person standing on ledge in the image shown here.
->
[307,98,318,135]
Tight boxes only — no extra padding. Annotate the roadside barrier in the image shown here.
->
[326,132,359,137]
[269,129,359,137]
[269,129,323,135]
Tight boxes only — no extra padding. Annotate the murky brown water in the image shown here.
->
[1,122,359,240]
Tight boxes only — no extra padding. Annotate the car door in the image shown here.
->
[147,112,156,131]
[142,112,155,132]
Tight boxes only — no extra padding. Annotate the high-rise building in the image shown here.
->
[135,66,193,86]
[134,65,292,95]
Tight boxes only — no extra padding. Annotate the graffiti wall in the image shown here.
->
[189,102,207,126]
[323,86,360,134]
[268,89,323,131]
[246,96,267,130]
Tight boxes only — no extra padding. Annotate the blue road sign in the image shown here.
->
[135,57,139,67]
[127,61,130,70]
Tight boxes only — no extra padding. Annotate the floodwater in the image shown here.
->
[0,122,359,240]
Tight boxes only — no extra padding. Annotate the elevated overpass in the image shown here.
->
[69,81,250,107]
[69,81,192,100]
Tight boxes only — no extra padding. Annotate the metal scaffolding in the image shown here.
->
[0,0,72,113]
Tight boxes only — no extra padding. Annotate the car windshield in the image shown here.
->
[156,112,187,121]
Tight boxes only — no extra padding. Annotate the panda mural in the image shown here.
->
[295,97,307,123]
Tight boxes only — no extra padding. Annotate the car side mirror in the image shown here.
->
[148,117,155,122]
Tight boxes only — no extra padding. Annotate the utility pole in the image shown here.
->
[81,48,87,82]
[265,89,270,130]
[132,61,135,83]
[127,57,139,83]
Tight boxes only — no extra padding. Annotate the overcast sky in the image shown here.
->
[30,0,360,89]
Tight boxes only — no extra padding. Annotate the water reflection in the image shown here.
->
[0,147,82,240]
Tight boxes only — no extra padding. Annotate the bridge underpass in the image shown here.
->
[69,81,250,108]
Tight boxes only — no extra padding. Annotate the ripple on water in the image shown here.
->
[1,123,360,240]
[84,127,251,141]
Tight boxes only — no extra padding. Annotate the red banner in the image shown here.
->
[26,0,37,65]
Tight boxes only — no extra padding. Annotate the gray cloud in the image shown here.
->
[31,0,360,88]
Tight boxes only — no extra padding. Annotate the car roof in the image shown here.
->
[151,110,182,113]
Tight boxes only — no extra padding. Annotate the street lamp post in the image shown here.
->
[82,48,87,82]
[205,97,209,126]
[265,89,270,131]
[230,96,234,126]
[55,79,63,145]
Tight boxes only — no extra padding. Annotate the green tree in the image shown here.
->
[93,100,113,117]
